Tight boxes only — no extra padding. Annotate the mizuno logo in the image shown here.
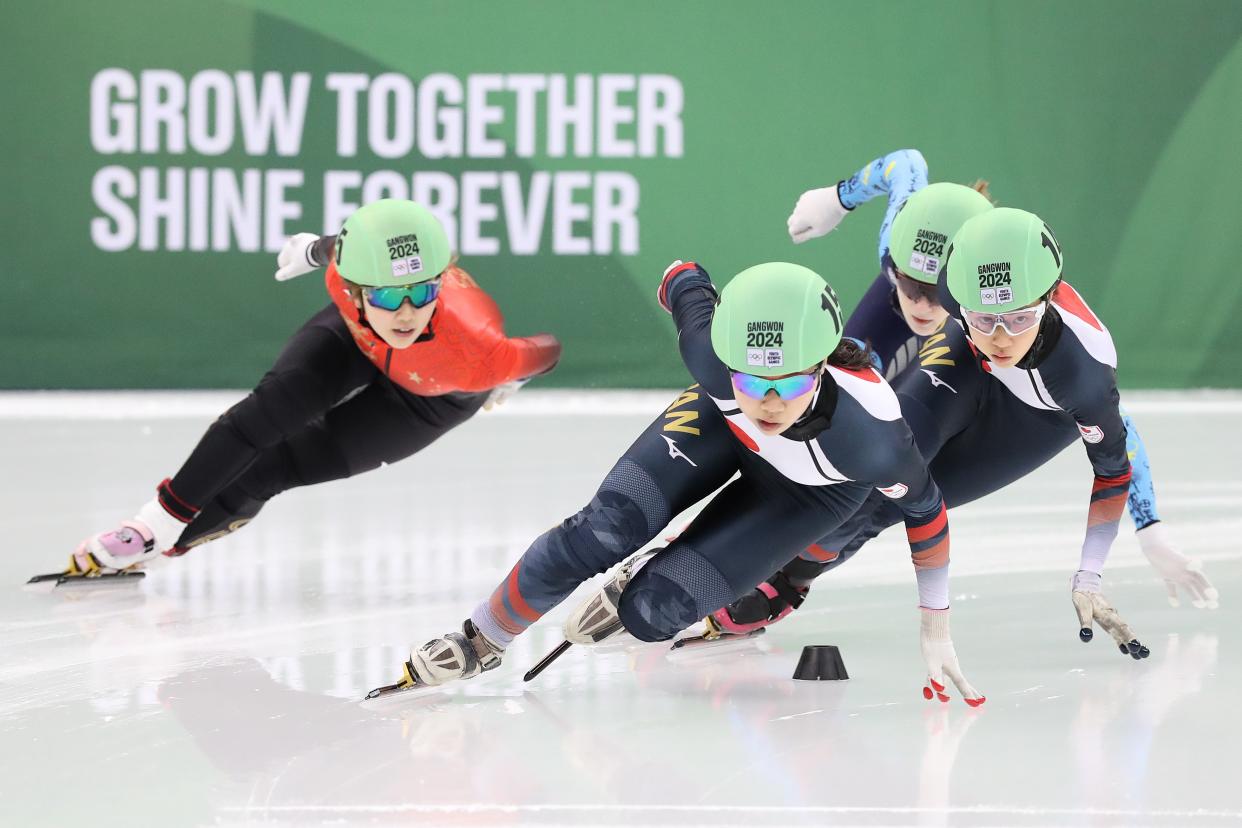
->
[661,435,697,466]
[920,369,957,394]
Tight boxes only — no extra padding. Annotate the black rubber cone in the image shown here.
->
[793,645,849,681]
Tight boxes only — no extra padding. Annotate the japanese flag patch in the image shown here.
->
[878,482,909,499]
[1078,423,1104,444]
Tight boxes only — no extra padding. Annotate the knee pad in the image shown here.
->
[563,460,670,572]
[599,459,669,537]
[618,543,735,642]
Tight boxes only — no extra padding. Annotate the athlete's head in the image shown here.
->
[336,199,452,349]
[886,182,994,336]
[946,207,1064,367]
[710,262,844,435]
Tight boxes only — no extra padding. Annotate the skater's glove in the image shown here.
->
[657,260,708,312]
[1136,522,1218,609]
[919,607,985,707]
[1071,570,1151,659]
[786,185,848,244]
[483,378,529,411]
[275,232,323,281]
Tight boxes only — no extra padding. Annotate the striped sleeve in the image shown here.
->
[1079,468,1132,575]
[836,149,929,263]
[872,423,951,609]
[1056,358,1131,576]
[906,500,951,610]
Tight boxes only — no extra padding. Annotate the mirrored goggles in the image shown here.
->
[363,279,442,311]
[893,268,941,305]
[730,370,818,401]
[962,302,1047,336]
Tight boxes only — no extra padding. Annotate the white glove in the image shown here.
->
[919,608,985,707]
[1071,570,1150,659]
[786,185,848,244]
[483,379,529,411]
[1136,522,1219,609]
[274,232,323,281]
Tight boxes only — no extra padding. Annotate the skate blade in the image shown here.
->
[24,569,146,592]
[669,627,766,651]
[361,679,442,708]
[524,640,573,683]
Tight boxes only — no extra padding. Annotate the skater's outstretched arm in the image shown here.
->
[1120,407,1218,608]
[787,148,929,258]
[657,260,731,397]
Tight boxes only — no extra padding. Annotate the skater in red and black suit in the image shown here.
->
[58,199,560,577]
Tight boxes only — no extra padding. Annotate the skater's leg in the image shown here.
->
[69,308,375,572]
[175,379,483,551]
[469,387,739,649]
[618,477,870,642]
[165,307,377,511]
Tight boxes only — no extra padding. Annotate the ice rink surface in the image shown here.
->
[2,390,1240,827]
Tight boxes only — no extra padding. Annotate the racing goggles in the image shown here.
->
[962,301,1047,336]
[893,267,940,305]
[730,370,819,401]
[362,279,442,311]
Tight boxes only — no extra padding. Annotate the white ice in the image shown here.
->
[2,390,1240,827]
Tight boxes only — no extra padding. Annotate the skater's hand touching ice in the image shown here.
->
[1136,523,1218,609]
[275,233,323,281]
[787,185,848,244]
[1071,570,1151,659]
[920,608,985,707]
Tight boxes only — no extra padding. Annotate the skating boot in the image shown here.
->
[563,548,659,645]
[523,548,658,683]
[29,520,162,588]
[367,620,503,699]
[711,571,806,633]
[30,494,189,588]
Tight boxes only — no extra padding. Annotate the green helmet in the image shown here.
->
[888,183,993,284]
[334,199,451,287]
[710,262,843,376]
[946,207,1064,313]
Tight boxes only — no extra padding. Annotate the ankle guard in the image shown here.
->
[712,571,808,633]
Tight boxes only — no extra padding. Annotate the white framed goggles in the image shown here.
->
[962,301,1047,336]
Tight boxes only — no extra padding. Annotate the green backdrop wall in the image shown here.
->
[4,1,1241,389]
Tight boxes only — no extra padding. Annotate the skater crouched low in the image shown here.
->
[52,199,560,583]
[388,260,983,705]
